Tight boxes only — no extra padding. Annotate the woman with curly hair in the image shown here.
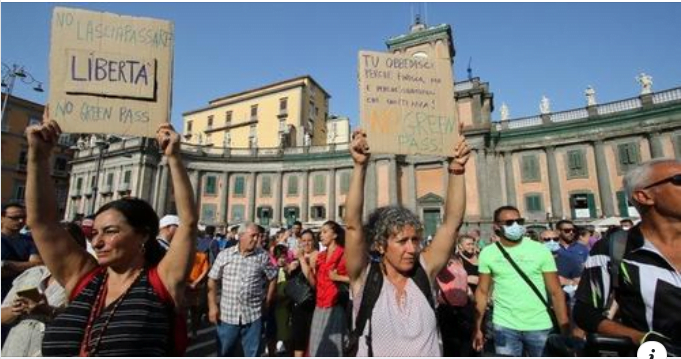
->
[344,126,470,356]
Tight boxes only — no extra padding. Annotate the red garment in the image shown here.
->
[314,246,347,308]
[436,258,469,307]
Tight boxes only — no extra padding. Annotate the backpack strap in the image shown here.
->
[148,267,188,356]
[412,262,435,309]
[606,230,629,308]
[352,261,383,354]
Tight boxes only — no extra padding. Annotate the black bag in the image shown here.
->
[284,272,313,305]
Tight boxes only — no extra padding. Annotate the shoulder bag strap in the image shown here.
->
[352,262,383,353]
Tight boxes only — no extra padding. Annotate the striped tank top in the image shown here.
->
[42,266,185,356]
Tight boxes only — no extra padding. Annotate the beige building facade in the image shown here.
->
[65,21,681,238]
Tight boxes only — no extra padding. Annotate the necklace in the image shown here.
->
[79,268,144,356]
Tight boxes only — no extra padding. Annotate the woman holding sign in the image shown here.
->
[343,125,470,356]
[26,109,198,356]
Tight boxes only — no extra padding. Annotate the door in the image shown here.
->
[423,209,441,239]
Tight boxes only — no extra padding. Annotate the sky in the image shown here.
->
[2,2,681,131]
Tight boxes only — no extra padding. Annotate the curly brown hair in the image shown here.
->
[364,205,423,252]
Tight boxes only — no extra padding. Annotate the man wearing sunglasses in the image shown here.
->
[574,159,681,355]
[473,205,569,356]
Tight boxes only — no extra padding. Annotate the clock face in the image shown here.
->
[413,51,429,59]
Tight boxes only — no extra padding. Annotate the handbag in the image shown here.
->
[494,242,560,332]
[284,272,313,305]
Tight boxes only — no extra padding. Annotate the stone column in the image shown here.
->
[364,160,377,215]
[407,161,417,212]
[328,168,336,221]
[156,163,169,214]
[274,172,283,225]
[220,171,229,224]
[594,140,615,217]
[648,132,665,158]
[504,152,517,206]
[301,171,309,222]
[546,147,564,219]
[248,172,257,222]
[388,157,398,204]
[475,149,490,219]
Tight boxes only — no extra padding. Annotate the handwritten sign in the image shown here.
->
[358,50,458,156]
[49,7,174,137]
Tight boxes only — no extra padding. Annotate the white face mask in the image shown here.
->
[545,240,561,252]
[502,222,526,242]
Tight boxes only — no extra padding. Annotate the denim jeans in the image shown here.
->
[493,324,551,357]
[216,318,263,357]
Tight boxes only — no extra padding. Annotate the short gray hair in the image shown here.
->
[237,221,257,235]
[623,158,679,210]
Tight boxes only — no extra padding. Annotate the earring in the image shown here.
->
[140,243,146,254]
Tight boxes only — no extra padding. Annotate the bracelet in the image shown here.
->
[448,168,465,175]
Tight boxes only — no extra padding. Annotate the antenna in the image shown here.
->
[467,57,473,80]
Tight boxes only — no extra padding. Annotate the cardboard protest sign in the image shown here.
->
[358,50,458,156]
[49,7,174,138]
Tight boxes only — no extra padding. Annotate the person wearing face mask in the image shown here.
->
[619,218,634,231]
[473,206,569,356]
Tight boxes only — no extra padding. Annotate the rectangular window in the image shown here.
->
[231,204,245,222]
[674,134,681,159]
[187,120,193,133]
[234,176,245,196]
[123,170,131,184]
[311,205,326,220]
[521,155,540,183]
[28,116,41,127]
[261,176,271,196]
[106,173,114,186]
[201,204,217,223]
[250,105,258,119]
[279,98,288,111]
[90,176,96,188]
[207,115,214,129]
[18,149,28,170]
[205,176,217,195]
[340,172,351,195]
[13,183,25,202]
[313,174,326,196]
[287,175,298,196]
[257,206,272,226]
[617,143,640,174]
[54,157,68,172]
[566,149,588,178]
[525,194,543,213]
[76,177,83,191]
[225,111,232,125]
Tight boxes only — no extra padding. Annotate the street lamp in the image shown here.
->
[2,63,44,125]
[89,137,110,215]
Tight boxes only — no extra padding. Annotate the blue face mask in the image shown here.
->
[502,223,526,241]
[545,240,560,253]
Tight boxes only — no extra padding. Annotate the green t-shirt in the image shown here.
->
[478,238,557,331]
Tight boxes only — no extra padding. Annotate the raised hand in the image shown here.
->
[26,106,61,160]
[350,128,370,166]
[156,123,181,157]
[448,122,471,174]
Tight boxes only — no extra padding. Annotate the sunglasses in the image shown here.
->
[542,237,559,242]
[560,228,575,233]
[500,218,525,226]
[5,216,26,221]
[643,174,681,189]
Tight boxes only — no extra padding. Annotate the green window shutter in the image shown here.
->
[587,193,597,218]
[526,194,543,212]
[261,176,271,196]
[234,176,245,196]
[288,176,298,195]
[123,171,131,184]
[570,195,577,219]
[522,156,530,182]
[340,172,350,195]
[313,174,325,196]
[205,176,216,194]
[256,206,263,218]
[529,156,540,181]
[616,191,628,217]
[675,135,681,159]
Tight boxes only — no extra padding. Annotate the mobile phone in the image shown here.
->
[16,287,42,303]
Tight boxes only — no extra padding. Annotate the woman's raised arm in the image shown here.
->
[343,129,370,284]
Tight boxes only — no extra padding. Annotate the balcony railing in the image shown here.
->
[597,98,641,116]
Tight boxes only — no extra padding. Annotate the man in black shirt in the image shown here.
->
[574,159,681,354]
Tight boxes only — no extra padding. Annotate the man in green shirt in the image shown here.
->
[473,205,568,356]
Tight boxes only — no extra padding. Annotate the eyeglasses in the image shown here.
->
[542,237,559,242]
[500,218,525,226]
[560,228,575,233]
[643,174,681,189]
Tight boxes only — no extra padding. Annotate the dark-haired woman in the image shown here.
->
[25,110,198,356]
[303,221,349,356]
[289,229,319,357]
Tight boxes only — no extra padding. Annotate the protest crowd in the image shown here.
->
[1,108,679,358]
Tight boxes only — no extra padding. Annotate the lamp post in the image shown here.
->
[89,137,110,215]
[1,63,44,125]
